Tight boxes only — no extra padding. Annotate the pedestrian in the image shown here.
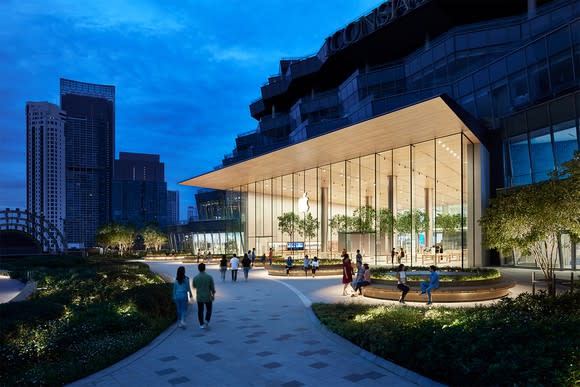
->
[351,261,364,297]
[172,266,193,329]
[341,253,353,296]
[354,263,371,296]
[419,265,440,305]
[303,255,310,277]
[241,253,251,281]
[219,254,228,282]
[192,263,216,329]
[398,247,405,264]
[391,248,396,266]
[250,248,256,267]
[396,264,410,304]
[268,247,273,265]
[311,256,319,278]
[230,253,240,282]
[355,249,363,265]
[285,255,294,275]
[260,252,266,264]
[341,248,347,258]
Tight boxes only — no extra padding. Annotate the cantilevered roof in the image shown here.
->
[180,95,482,190]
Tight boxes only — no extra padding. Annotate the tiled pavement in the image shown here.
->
[67,262,444,387]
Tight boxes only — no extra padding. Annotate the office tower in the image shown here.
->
[60,78,115,248]
[26,102,66,251]
[187,206,195,222]
[112,152,168,229]
[167,190,179,225]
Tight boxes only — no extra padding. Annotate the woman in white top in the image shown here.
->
[396,264,410,304]
[230,254,240,282]
[311,257,320,278]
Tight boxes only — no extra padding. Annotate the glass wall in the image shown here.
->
[241,133,477,268]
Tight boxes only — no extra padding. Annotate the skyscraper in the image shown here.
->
[26,101,66,251]
[60,78,115,248]
[167,190,179,225]
[112,152,168,229]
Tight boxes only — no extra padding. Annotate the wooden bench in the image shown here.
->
[363,277,515,302]
[265,264,343,277]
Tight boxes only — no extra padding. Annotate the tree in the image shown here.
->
[479,152,580,294]
[96,223,135,256]
[377,208,395,235]
[277,212,301,239]
[436,213,462,246]
[329,214,350,235]
[395,209,430,250]
[351,205,376,233]
[141,227,167,252]
[297,212,319,240]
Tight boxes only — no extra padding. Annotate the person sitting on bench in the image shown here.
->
[419,265,440,305]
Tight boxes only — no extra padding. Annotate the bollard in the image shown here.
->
[532,271,536,295]
[552,273,556,296]
[571,272,574,294]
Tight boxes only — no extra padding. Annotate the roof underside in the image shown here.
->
[181,96,481,190]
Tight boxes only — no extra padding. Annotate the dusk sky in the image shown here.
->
[0,0,383,220]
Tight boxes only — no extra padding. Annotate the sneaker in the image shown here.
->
[426,302,432,305]
[399,300,406,304]
[204,320,210,328]
[178,321,183,328]
[200,324,206,329]
[351,294,357,297]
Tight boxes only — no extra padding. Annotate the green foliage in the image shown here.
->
[277,212,301,238]
[479,151,580,290]
[297,212,320,240]
[0,257,173,386]
[312,291,580,386]
[369,266,500,281]
[377,208,394,235]
[329,214,350,234]
[352,205,376,233]
[141,227,168,252]
[395,209,429,234]
[96,223,136,255]
[435,213,461,242]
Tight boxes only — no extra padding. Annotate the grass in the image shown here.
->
[312,291,580,386]
[0,255,175,386]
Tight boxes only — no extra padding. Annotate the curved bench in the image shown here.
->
[265,264,343,277]
[363,277,515,302]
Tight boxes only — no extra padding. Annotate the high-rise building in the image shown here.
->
[167,190,179,225]
[179,0,580,270]
[26,102,67,251]
[112,152,168,229]
[187,206,196,222]
[60,78,115,248]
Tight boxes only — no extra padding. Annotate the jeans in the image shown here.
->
[197,301,213,326]
[231,269,238,281]
[243,267,250,280]
[220,267,227,281]
[354,280,371,294]
[420,282,437,303]
[174,297,188,322]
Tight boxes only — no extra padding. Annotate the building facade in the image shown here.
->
[167,190,180,226]
[180,0,579,269]
[60,78,115,248]
[112,152,168,229]
[25,102,67,252]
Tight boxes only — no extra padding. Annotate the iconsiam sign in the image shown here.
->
[322,0,429,55]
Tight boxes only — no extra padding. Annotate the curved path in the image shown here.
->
[68,262,444,387]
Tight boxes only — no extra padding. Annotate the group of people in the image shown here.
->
[341,249,372,296]
[172,263,215,330]
[218,253,253,282]
[396,264,440,305]
[284,255,320,277]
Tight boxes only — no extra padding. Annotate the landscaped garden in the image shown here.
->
[0,255,175,386]
[312,291,580,386]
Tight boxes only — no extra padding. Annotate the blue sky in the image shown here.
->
[0,0,383,220]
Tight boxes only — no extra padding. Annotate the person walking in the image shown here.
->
[398,247,405,264]
[268,248,273,265]
[192,263,216,329]
[419,265,440,305]
[355,249,363,265]
[303,255,310,277]
[311,256,319,278]
[230,254,240,282]
[172,266,193,329]
[250,248,256,267]
[396,264,410,304]
[341,253,354,296]
[219,254,228,282]
[391,248,397,266]
[241,253,251,281]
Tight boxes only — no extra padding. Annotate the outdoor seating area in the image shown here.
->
[364,276,515,302]
[265,264,343,277]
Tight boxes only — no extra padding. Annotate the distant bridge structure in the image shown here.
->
[0,208,66,256]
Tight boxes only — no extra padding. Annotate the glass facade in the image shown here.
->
[237,134,476,268]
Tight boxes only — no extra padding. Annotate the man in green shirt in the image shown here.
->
[192,263,216,329]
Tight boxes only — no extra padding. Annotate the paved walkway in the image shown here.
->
[40,263,575,386]
[68,262,445,387]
